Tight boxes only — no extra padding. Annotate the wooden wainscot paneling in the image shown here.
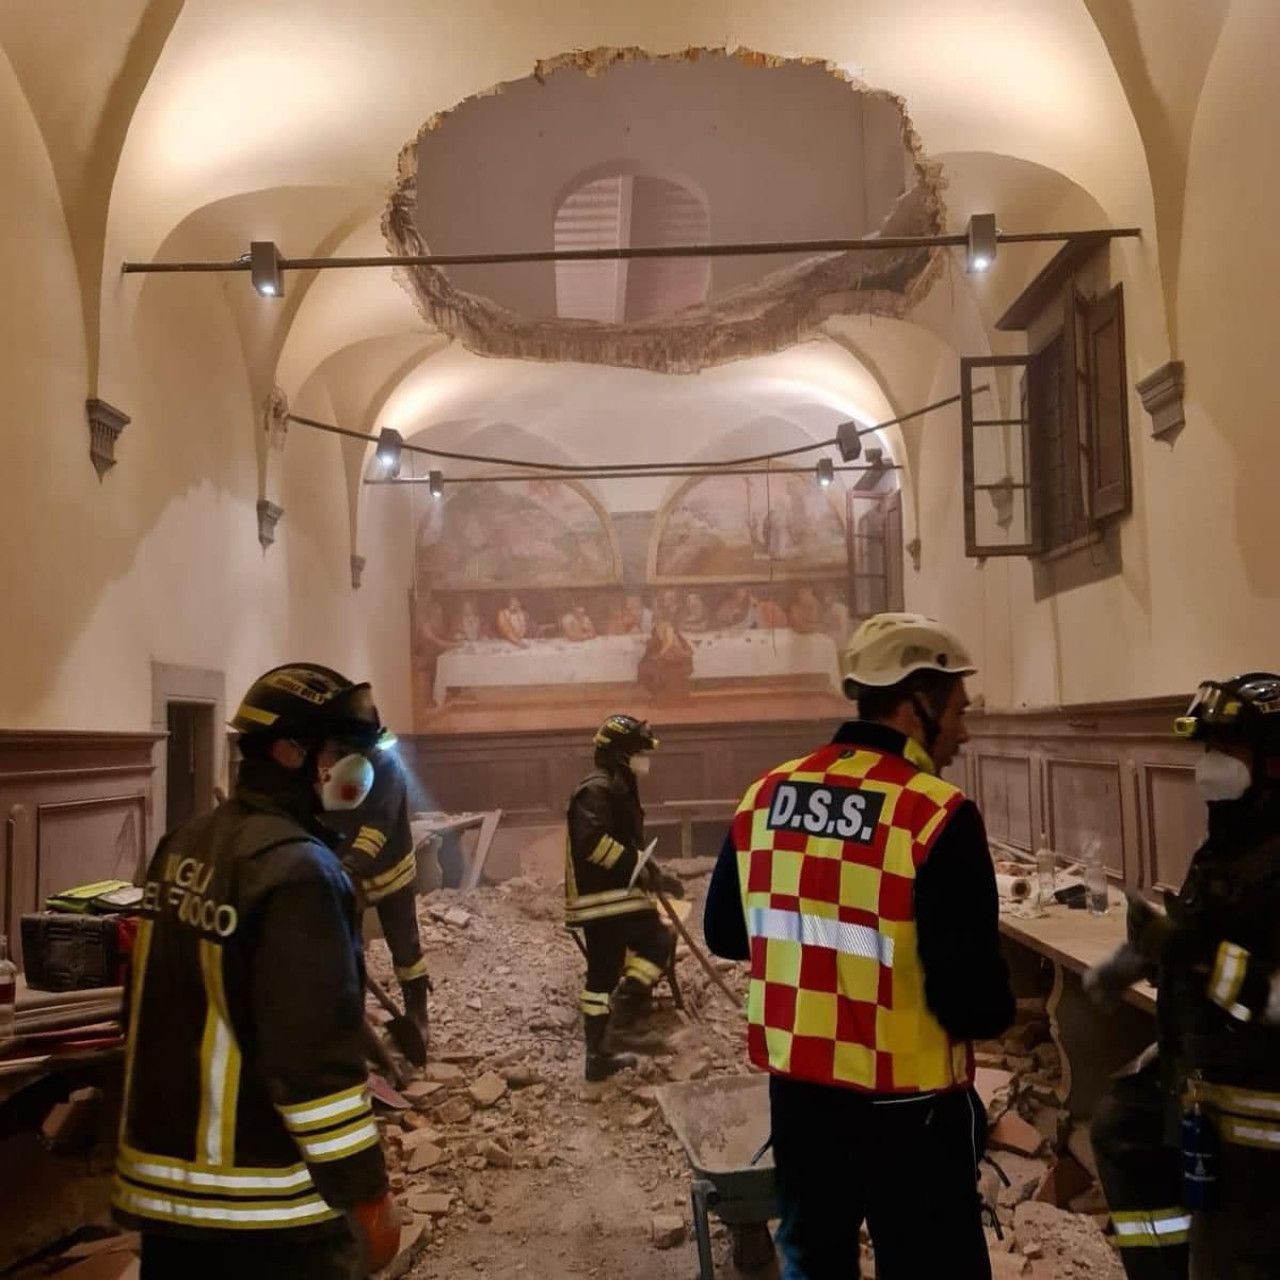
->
[1138,761,1204,891]
[0,731,162,968]
[403,718,844,826]
[973,753,1034,851]
[1045,757,1128,878]
[956,695,1196,891]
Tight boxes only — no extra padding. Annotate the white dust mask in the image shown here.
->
[629,754,651,777]
[1195,749,1251,803]
[319,753,375,811]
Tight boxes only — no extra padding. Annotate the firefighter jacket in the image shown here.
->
[113,757,387,1241]
[565,765,656,926]
[327,751,416,907]
[731,727,981,1094]
[1157,785,1280,1148]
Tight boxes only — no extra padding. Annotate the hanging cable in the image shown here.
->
[289,385,985,478]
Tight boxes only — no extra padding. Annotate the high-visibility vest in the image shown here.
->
[733,738,974,1094]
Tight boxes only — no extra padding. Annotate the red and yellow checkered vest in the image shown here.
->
[734,738,974,1094]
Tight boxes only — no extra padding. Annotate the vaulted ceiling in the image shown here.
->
[0,0,1235,546]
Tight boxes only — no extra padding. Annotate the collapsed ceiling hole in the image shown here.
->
[384,46,947,374]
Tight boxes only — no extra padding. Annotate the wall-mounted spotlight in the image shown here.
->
[966,214,997,273]
[836,421,863,463]
[816,458,834,488]
[250,241,284,297]
[866,446,885,469]
[428,469,444,499]
[375,427,403,478]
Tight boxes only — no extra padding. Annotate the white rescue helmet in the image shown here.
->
[841,612,977,698]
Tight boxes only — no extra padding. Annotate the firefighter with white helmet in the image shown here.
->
[704,613,1013,1278]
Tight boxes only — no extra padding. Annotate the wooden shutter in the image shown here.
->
[1086,284,1131,521]
[961,355,1041,557]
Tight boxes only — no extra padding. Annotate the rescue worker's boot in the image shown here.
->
[401,976,431,1046]
[604,976,670,1054]
[584,1014,636,1082]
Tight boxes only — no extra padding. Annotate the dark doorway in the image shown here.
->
[166,702,215,834]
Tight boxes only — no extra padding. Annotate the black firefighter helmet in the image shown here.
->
[1174,672,1280,752]
[230,663,385,751]
[593,714,659,759]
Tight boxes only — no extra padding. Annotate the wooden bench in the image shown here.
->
[652,799,738,861]
[999,900,1156,1119]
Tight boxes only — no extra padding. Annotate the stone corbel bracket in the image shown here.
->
[1136,361,1185,440]
[256,499,283,550]
[86,398,131,480]
[350,554,366,589]
[906,537,922,572]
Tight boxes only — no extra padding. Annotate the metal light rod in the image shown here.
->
[122,229,1136,275]
[364,464,902,485]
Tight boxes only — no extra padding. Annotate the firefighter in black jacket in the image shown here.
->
[328,746,430,1041]
[703,614,1014,1278]
[1087,673,1280,1280]
[567,715,681,1082]
[114,664,400,1280]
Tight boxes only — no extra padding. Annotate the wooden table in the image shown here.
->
[999,902,1156,1119]
[654,799,737,860]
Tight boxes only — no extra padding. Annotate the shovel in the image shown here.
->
[365,974,427,1068]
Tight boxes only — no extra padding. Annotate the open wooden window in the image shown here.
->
[847,489,904,621]
[963,281,1130,560]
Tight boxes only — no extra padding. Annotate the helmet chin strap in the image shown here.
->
[910,693,940,758]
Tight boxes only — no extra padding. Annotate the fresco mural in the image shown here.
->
[651,471,847,580]
[415,477,620,589]
[409,470,901,731]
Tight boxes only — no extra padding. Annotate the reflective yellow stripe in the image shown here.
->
[1111,1207,1192,1247]
[364,850,416,889]
[588,835,625,869]
[394,956,432,982]
[1201,1081,1280,1119]
[279,1083,370,1132]
[118,1145,313,1194]
[120,918,153,1133]
[363,860,417,904]
[114,1183,339,1230]
[234,704,278,727]
[1217,1113,1280,1150]
[1208,941,1251,1020]
[580,990,611,1014]
[196,940,241,1167]
[295,1116,381,1162]
[624,952,664,986]
[568,886,651,909]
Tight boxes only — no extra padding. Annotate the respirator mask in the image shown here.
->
[318,751,375,810]
[1195,750,1252,804]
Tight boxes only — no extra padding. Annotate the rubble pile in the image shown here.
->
[975,999,1124,1279]
[365,868,752,1277]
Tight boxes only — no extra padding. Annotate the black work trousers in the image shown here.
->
[373,881,427,985]
[769,1074,990,1280]
[579,910,674,1016]
[140,1229,362,1280]
[1092,1054,1280,1280]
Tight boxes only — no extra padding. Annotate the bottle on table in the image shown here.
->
[1082,836,1108,915]
[0,936,16,1048]
[1034,832,1055,908]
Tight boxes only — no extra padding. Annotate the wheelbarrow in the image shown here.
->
[656,1074,779,1280]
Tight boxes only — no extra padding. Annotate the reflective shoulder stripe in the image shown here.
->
[114,1183,340,1229]
[120,918,154,1128]
[588,835,625,869]
[279,1083,370,1132]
